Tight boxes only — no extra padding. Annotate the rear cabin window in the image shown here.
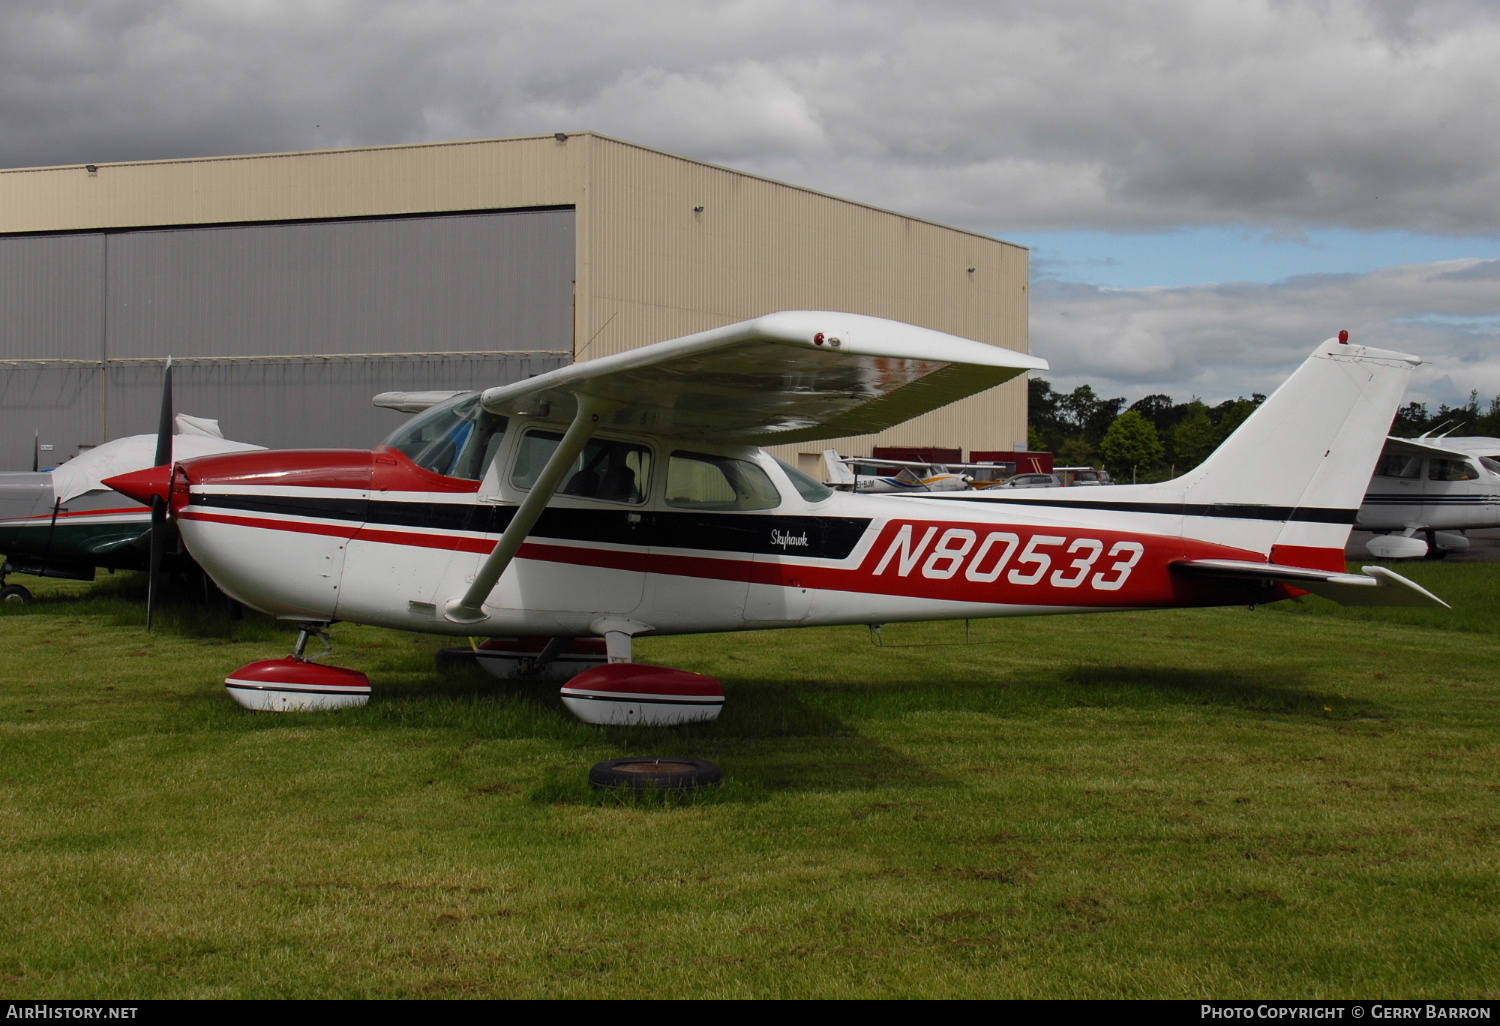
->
[1376,453,1423,479]
[383,394,508,481]
[511,431,652,504]
[666,452,781,511]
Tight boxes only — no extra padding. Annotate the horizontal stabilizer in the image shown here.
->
[1171,559,1449,608]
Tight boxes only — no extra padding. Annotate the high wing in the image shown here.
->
[837,456,1007,472]
[839,456,944,470]
[475,312,1046,445]
[372,390,469,414]
[1381,436,1487,461]
[1425,436,1500,460]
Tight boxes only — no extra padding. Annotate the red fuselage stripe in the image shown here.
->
[181,506,1280,609]
[8,506,149,522]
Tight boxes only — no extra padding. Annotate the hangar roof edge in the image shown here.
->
[0,132,1027,253]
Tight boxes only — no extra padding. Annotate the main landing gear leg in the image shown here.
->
[590,617,652,664]
[603,630,633,664]
[1424,529,1446,560]
[225,622,370,713]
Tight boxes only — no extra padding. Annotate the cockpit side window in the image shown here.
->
[511,430,653,504]
[382,394,508,481]
[1429,458,1479,482]
[666,451,781,511]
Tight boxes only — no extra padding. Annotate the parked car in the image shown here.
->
[1068,469,1115,486]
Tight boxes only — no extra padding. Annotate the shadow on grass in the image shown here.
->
[183,654,935,804]
[156,624,1391,810]
[717,661,1389,724]
[202,649,1382,735]
[1059,664,1385,719]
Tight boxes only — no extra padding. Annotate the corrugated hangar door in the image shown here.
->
[0,208,575,468]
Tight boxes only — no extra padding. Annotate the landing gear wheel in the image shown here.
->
[0,584,33,604]
[589,757,722,793]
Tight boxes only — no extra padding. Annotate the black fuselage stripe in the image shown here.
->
[1371,493,1497,498]
[191,493,872,559]
[560,693,726,705]
[901,495,1358,524]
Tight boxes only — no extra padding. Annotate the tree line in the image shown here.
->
[1028,378,1500,483]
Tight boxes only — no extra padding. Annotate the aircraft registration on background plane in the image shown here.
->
[105,314,1446,722]
[1357,435,1500,558]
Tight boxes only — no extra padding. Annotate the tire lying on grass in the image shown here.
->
[589,757,723,793]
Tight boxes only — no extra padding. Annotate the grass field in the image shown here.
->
[1,564,1498,998]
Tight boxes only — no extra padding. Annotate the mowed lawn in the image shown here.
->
[1,565,1497,999]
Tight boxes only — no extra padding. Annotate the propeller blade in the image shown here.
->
[146,497,167,630]
[31,431,39,473]
[154,358,174,468]
[147,359,174,630]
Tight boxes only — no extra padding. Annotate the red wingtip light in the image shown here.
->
[1338,329,1349,344]
[813,332,826,346]
[103,465,173,506]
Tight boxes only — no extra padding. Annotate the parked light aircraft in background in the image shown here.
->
[1358,435,1500,558]
[106,314,1445,721]
[820,451,1010,492]
[0,415,260,603]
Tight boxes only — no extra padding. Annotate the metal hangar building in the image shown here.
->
[0,133,1030,474]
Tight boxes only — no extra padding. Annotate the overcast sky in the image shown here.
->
[3,0,1496,406]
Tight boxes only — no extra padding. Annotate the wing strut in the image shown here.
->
[442,396,606,625]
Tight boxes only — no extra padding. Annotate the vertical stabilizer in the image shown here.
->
[1180,337,1419,564]
[1181,339,1417,510]
[1054,337,1423,567]
[822,449,856,488]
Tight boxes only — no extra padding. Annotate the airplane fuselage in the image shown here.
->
[1357,450,1500,533]
[0,476,153,579]
[171,442,1296,637]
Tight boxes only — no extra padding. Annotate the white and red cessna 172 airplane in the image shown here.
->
[105,313,1445,721]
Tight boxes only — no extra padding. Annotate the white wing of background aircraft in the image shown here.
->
[820,451,1011,492]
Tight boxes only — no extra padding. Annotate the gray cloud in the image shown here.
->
[2,0,1498,236]
[4,2,1494,413]
[1031,258,1500,408]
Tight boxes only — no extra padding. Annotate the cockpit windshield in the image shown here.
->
[381,393,508,481]
[774,458,834,502]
